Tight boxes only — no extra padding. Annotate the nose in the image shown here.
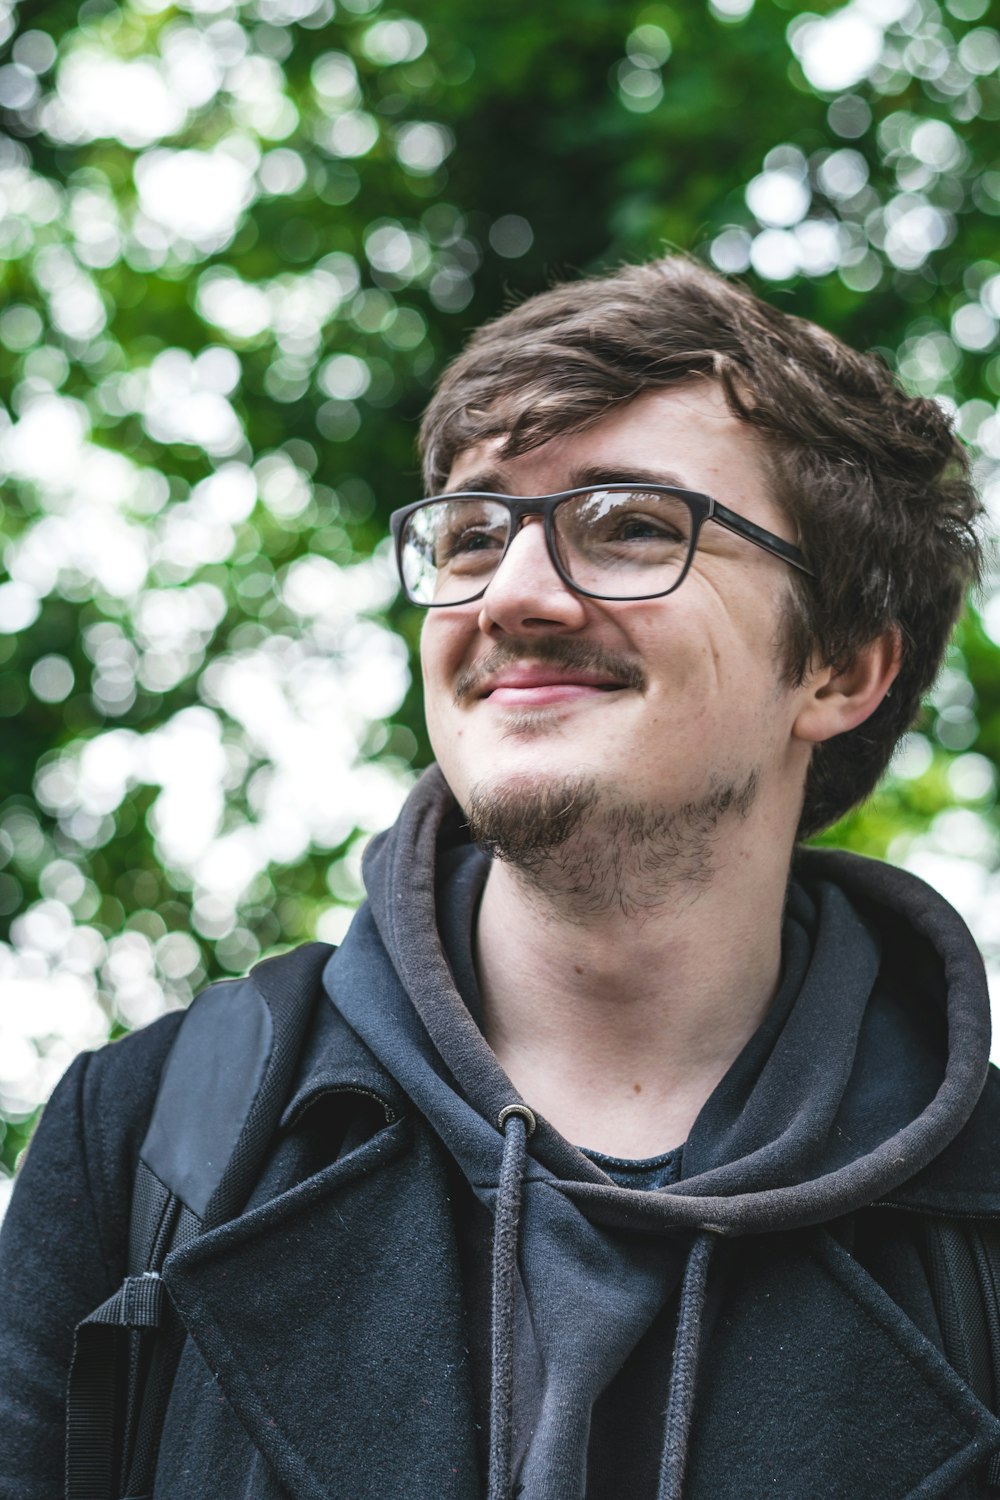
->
[476,515,588,638]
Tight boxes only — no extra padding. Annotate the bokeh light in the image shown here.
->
[3,0,1000,1218]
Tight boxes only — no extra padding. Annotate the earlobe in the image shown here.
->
[792,628,902,746]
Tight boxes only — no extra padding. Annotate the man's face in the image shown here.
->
[420,382,818,836]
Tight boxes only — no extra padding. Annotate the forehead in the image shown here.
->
[443,382,780,523]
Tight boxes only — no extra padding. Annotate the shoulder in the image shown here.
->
[79,1010,189,1191]
[888,1063,1000,1217]
[941,1062,1000,1198]
[5,945,337,1265]
[78,1008,187,1116]
[0,1011,190,1488]
[8,1010,187,1274]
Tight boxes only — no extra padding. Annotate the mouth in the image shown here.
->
[454,643,647,707]
[480,667,628,708]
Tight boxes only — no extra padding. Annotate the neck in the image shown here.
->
[474,801,795,1158]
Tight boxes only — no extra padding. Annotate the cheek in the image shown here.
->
[419,618,468,745]
[419,652,447,738]
[418,617,452,697]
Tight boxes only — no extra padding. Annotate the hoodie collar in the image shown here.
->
[335,763,1000,1233]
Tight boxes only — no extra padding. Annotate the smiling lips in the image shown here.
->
[480,664,626,707]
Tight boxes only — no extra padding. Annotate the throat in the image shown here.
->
[472,804,789,1160]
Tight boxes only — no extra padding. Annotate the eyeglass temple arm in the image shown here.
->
[711,502,814,577]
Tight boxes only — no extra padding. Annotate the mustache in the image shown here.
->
[454,638,648,704]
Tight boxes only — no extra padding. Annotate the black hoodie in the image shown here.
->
[326,765,1000,1499]
[5,764,1000,1500]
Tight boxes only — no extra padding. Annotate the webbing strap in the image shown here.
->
[87,1275,164,1330]
[926,1220,1000,1492]
[65,1276,164,1500]
[969,1228,1000,1489]
[121,1215,199,1500]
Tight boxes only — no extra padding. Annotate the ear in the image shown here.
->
[792,627,902,746]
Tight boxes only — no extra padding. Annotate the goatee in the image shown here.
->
[466,771,759,920]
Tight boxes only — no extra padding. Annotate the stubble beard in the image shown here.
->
[455,635,764,918]
[465,768,760,923]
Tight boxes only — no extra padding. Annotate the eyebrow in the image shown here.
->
[441,463,700,496]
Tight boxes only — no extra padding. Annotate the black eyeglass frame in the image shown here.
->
[389,484,814,607]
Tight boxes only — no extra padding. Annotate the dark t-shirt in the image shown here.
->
[581,1142,683,1190]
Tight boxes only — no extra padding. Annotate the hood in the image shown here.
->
[335,763,991,1237]
[322,763,995,1500]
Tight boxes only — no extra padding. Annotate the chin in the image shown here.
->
[462,761,607,816]
[464,767,601,862]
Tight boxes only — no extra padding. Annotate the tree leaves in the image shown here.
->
[2,0,1000,1182]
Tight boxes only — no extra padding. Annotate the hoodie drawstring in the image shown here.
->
[656,1229,716,1500]
[488,1110,714,1500]
[488,1105,536,1500]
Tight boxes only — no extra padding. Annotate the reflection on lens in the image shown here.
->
[402,498,511,603]
[554,489,693,598]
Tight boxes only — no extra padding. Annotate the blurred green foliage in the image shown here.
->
[1,0,1000,1177]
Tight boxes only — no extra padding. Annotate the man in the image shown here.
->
[3,256,999,1500]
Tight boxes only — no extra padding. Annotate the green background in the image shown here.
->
[1,0,999,1183]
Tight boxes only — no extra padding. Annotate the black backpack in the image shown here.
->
[65,942,332,1500]
[64,941,1000,1498]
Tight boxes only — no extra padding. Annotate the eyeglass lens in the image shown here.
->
[400,490,696,604]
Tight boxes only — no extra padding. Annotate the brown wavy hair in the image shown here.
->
[418,257,983,837]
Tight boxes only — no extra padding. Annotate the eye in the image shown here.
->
[594,495,690,547]
[438,523,505,562]
[432,508,510,575]
[611,512,686,543]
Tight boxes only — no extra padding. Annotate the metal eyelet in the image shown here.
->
[498,1103,537,1137]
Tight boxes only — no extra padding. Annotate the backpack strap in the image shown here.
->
[924,1218,1000,1491]
[65,941,333,1500]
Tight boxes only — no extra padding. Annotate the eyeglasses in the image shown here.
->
[389,484,814,607]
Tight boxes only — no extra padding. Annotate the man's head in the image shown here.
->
[414,256,983,843]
